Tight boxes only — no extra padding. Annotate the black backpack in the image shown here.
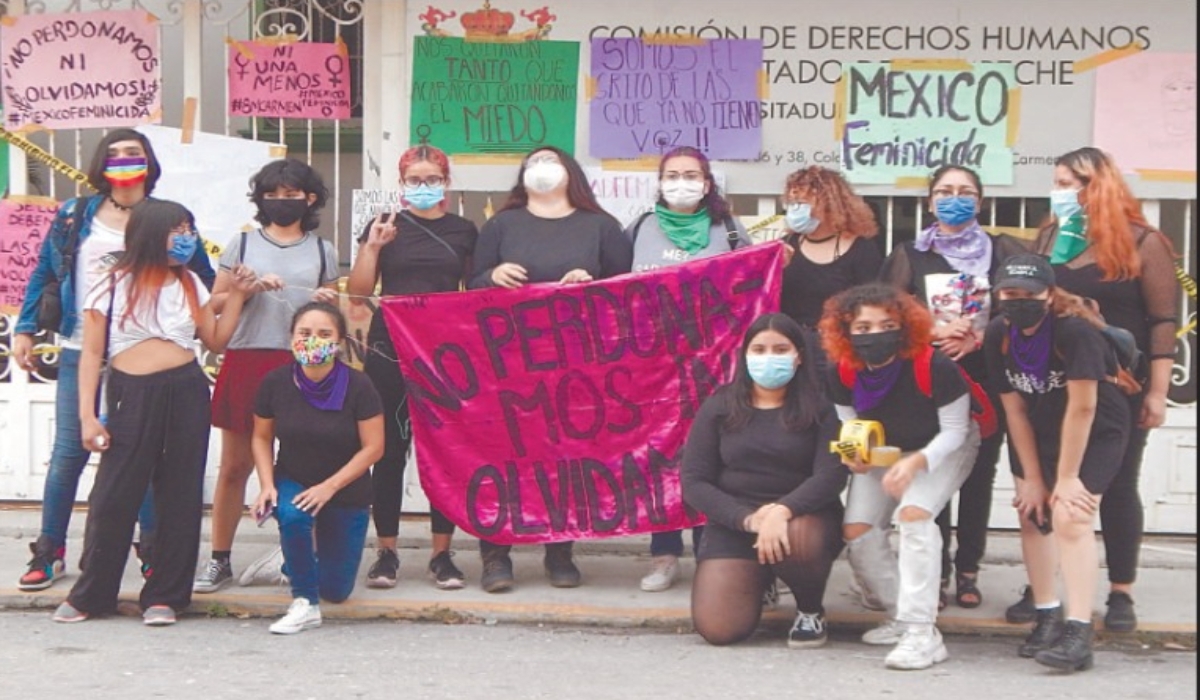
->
[629,211,742,251]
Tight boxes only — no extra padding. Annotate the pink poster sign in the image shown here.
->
[228,40,351,120]
[0,197,59,315]
[1,10,162,130]
[1094,52,1196,174]
[382,243,785,544]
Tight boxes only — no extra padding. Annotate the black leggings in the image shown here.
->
[691,510,843,646]
[937,427,1004,578]
[363,341,455,538]
[1101,393,1149,585]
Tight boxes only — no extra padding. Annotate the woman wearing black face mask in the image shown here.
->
[818,283,980,671]
[195,159,340,595]
[984,254,1132,672]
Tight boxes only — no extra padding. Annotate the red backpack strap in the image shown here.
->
[837,357,857,390]
[913,345,935,398]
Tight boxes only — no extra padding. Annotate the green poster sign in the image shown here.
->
[410,36,580,155]
[840,61,1017,185]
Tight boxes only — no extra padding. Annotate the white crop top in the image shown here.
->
[83,270,212,358]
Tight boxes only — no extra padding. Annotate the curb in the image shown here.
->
[3,589,1194,649]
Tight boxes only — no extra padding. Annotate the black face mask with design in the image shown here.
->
[850,329,902,366]
[998,298,1049,330]
[261,199,308,227]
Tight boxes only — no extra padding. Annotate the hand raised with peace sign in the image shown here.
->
[365,212,400,251]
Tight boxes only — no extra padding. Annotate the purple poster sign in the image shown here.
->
[589,38,763,160]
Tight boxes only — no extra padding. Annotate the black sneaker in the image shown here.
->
[1006,585,1037,624]
[18,536,65,592]
[544,542,582,588]
[1018,606,1065,658]
[1104,591,1137,632]
[788,610,828,649]
[192,558,233,593]
[366,549,400,589]
[481,547,515,593]
[428,551,466,590]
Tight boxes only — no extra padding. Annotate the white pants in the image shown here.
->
[845,423,981,625]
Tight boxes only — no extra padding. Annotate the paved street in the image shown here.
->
[0,612,1194,699]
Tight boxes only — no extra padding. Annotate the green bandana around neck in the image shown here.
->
[655,204,711,255]
[1050,214,1089,265]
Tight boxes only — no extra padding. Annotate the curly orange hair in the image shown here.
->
[783,166,878,239]
[1054,147,1150,281]
[818,283,934,371]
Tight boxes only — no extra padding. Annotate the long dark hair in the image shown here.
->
[656,146,731,221]
[499,146,609,216]
[248,158,329,232]
[722,313,821,432]
[290,301,348,340]
[109,199,201,329]
[85,128,162,196]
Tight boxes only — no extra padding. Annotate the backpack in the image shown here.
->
[239,230,327,287]
[629,211,741,251]
[837,345,999,439]
[1001,315,1146,396]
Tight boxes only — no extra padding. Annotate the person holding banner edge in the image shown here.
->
[13,129,216,592]
[625,145,752,593]
[468,145,633,592]
[682,313,848,648]
[347,144,479,591]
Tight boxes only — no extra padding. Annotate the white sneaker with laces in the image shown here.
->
[269,598,321,635]
[639,555,680,592]
[239,546,287,587]
[849,573,887,611]
[862,618,907,645]
[885,625,948,670]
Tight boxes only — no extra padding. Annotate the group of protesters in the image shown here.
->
[11,129,1176,672]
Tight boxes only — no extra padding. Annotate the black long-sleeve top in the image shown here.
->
[681,388,849,531]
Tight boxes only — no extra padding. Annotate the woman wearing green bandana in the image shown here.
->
[624,146,752,594]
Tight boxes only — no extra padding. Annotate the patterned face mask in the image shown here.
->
[291,336,339,366]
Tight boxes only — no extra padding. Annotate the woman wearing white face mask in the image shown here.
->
[682,313,848,648]
[778,167,883,330]
[347,145,479,592]
[468,145,633,593]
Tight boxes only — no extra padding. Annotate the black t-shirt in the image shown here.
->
[681,390,848,531]
[780,236,883,328]
[826,351,968,451]
[358,211,478,342]
[254,365,384,509]
[984,314,1128,460]
[469,208,633,288]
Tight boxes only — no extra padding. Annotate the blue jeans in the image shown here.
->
[275,477,369,605]
[41,349,155,551]
[650,526,704,558]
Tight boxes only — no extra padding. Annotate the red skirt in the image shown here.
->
[211,348,293,433]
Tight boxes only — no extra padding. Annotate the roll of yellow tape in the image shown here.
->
[829,420,899,467]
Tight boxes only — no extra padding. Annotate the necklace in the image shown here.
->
[802,232,842,260]
[107,195,137,212]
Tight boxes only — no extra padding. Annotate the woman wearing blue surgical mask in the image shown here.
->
[682,313,848,649]
[779,167,883,330]
[195,158,340,596]
[346,144,479,592]
[879,165,1027,614]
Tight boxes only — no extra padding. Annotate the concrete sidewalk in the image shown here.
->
[1,507,1194,646]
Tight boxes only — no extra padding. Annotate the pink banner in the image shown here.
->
[382,243,785,544]
[1,10,162,131]
[0,197,59,315]
[228,40,351,120]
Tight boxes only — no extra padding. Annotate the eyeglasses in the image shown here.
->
[931,188,979,198]
[662,171,705,183]
[402,176,445,188]
[170,225,198,238]
[526,155,561,166]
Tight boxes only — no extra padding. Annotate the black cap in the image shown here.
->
[995,253,1055,293]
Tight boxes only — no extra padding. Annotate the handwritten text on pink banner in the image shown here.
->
[228,40,351,120]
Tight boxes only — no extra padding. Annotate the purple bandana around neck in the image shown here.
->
[914,221,993,279]
[293,360,350,411]
[1008,315,1054,393]
[852,359,905,413]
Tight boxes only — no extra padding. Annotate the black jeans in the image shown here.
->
[68,363,210,614]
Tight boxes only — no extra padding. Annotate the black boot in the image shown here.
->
[1018,606,1065,658]
[544,541,582,588]
[480,541,515,593]
[1035,619,1095,672]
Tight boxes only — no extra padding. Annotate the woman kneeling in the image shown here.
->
[252,302,384,634]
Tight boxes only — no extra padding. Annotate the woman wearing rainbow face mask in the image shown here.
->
[347,144,479,591]
[14,129,215,592]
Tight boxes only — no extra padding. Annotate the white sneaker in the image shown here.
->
[862,618,907,645]
[269,598,321,635]
[885,625,949,670]
[639,555,680,592]
[849,574,887,611]
[239,546,287,587]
